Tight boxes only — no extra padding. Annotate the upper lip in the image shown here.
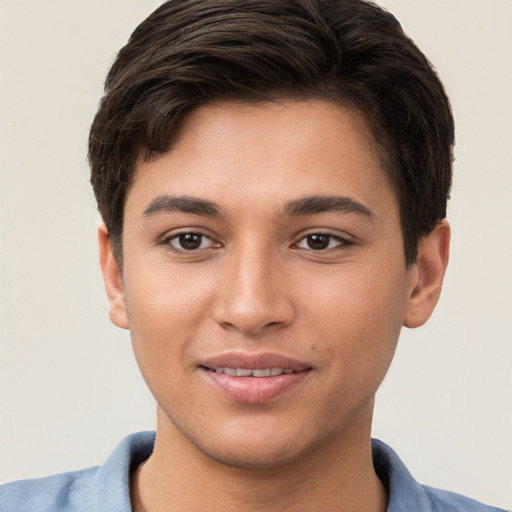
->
[200,352,311,371]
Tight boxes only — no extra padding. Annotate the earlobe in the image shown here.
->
[403,220,450,328]
[98,223,129,330]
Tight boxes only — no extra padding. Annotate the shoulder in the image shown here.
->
[0,467,98,512]
[422,485,509,512]
[371,439,509,512]
[0,431,155,512]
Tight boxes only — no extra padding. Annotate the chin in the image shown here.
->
[195,417,343,472]
[176,417,309,470]
[198,440,307,471]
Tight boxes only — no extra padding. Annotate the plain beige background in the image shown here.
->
[1,0,511,509]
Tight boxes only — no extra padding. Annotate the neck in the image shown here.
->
[131,404,387,512]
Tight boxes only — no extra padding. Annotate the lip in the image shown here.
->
[199,352,312,404]
[201,352,310,371]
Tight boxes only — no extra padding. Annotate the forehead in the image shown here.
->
[169,99,384,167]
[127,99,397,218]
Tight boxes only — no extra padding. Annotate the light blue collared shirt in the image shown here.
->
[0,432,507,511]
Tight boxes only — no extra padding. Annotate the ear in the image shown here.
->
[403,220,450,328]
[98,223,129,329]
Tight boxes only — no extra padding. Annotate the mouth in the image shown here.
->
[198,353,312,404]
[202,366,296,377]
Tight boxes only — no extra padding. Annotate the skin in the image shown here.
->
[99,100,450,512]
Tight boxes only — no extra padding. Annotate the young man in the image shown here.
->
[0,1,507,511]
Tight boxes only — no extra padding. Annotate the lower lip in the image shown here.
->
[200,368,310,404]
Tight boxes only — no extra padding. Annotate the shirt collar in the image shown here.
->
[93,432,431,512]
[372,438,433,512]
[95,431,155,512]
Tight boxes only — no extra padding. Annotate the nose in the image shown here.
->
[212,244,295,336]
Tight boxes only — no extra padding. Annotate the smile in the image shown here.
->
[198,353,311,403]
[208,367,295,377]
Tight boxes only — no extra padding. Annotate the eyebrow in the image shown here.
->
[142,194,373,220]
[281,195,373,218]
[143,195,222,218]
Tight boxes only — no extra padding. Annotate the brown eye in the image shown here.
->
[178,233,203,250]
[167,232,213,251]
[295,233,352,251]
[306,234,330,250]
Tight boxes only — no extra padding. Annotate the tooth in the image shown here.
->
[236,368,253,377]
[213,367,296,377]
[253,368,271,377]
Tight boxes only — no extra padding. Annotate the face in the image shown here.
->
[103,100,428,469]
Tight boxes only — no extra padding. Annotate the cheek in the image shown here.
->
[124,259,215,325]
[303,258,406,329]
[301,261,407,375]
[122,263,215,381]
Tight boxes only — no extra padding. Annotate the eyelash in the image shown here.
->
[163,232,220,252]
[161,231,354,253]
[293,232,354,252]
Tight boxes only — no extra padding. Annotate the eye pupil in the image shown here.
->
[179,233,202,250]
[307,234,330,250]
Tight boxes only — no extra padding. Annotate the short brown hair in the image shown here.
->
[89,0,454,265]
